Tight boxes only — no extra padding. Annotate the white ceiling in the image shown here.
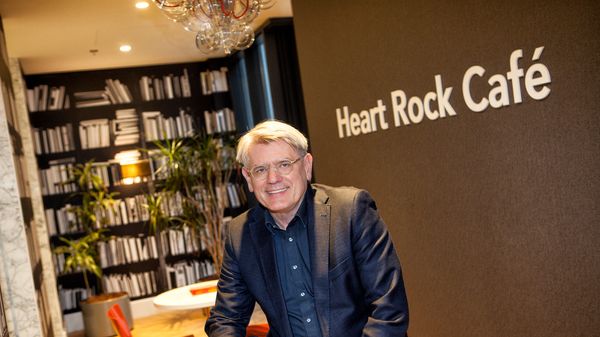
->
[0,0,293,75]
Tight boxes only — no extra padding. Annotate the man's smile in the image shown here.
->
[267,187,288,194]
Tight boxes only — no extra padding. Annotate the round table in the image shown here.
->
[153,279,218,310]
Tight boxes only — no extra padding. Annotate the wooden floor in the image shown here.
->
[68,308,208,337]
[68,307,266,337]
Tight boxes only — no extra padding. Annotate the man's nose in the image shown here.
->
[266,165,281,182]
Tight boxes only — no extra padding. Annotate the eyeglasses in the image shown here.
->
[247,157,303,181]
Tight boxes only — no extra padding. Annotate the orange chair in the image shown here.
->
[246,323,269,337]
[107,303,132,337]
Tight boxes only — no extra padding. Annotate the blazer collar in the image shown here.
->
[308,186,331,337]
[248,208,291,335]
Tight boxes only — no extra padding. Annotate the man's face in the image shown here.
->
[242,140,313,221]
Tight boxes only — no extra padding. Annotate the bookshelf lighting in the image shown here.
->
[115,150,150,185]
[152,0,275,54]
[120,161,151,184]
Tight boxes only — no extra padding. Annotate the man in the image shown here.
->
[205,120,409,337]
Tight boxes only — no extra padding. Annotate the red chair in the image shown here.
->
[246,323,269,337]
[107,303,132,337]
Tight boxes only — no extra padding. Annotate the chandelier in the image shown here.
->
[153,0,275,54]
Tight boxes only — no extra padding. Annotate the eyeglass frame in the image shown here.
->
[244,155,305,181]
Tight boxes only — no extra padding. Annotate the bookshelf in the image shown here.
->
[25,59,248,314]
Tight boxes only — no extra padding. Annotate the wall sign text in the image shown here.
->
[336,47,551,138]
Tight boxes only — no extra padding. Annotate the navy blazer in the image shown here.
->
[205,184,409,337]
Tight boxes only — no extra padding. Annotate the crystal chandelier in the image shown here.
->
[153,0,275,54]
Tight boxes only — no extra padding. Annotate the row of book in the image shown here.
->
[146,144,231,181]
[27,85,69,112]
[32,108,234,153]
[39,157,77,196]
[53,253,72,276]
[103,194,151,227]
[142,109,195,142]
[79,118,111,149]
[43,166,244,225]
[53,222,218,275]
[139,69,192,101]
[225,183,246,209]
[58,269,162,311]
[39,159,119,197]
[147,150,174,181]
[104,79,133,105]
[39,155,245,209]
[33,161,117,196]
[73,79,133,108]
[88,161,119,187]
[79,115,140,149]
[152,191,185,217]
[188,181,245,211]
[28,79,132,112]
[198,183,246,210]
[204,108,237,135]
[28,66,228,113]
[32,123,76,155]
[53,224,204,275]
[200,68,229,95]
[143,183,245,218]
[49,210,236,262]
[165,260,216,289]
[103,222,227,263]
[58,287,90,311]
[103,225,205,261]
[70,159,139,188]
[195,183,246,210]
[45,193,151,235]
[112,108,140,146]
[32,110,139,154]
[45,204,80,236]
[102,271,158,300]
[102,261,213,300]
[98,234,159,268]
[163,225,203,256]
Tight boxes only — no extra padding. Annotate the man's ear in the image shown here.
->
[303,153,313,181]
[241,167,254,192]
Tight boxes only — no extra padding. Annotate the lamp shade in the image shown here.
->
[120,160,151,184]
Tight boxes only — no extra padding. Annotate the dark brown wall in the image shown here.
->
[291,1,599,336]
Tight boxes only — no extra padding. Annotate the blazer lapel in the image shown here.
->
[309,187,331,337]
[249,213,291,335]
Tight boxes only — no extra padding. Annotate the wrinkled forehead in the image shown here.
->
[246,140,302,165]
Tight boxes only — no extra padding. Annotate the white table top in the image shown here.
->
[153,279,218,310]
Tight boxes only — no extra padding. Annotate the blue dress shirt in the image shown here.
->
[264,189,323,337]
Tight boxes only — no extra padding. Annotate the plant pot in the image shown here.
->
[80,292,133,337]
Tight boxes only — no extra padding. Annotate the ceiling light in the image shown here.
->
[136,1,150,9]
[152,0,275,55]
[119,44,132,52]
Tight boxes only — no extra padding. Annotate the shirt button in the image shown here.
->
[292,265,298,270]
[306,318,311,323]
[288,237,293,242]
[300,292,306,297]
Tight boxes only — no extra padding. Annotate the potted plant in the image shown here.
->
[54,161,133,337]
[148,134,238,278]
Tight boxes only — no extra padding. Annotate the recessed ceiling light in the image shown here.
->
[135,1,150,9]
[120,44,132,53]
